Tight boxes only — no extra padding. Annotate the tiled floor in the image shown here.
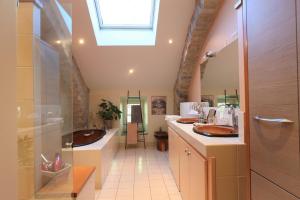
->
[95,146,182,200]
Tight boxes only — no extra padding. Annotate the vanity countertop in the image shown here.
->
[167,119,244,156]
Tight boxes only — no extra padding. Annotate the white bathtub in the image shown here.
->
[63,128,120,189]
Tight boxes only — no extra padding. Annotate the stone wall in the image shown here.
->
[174,0,223,114]
[40,1,89,131]
[73,59,90,130]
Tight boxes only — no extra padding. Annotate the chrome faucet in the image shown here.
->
[192,103,206,123]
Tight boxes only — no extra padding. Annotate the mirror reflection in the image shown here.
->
[201,40,239,107]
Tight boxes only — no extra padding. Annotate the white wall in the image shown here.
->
[0,0,17,199]
[90,89,174,144]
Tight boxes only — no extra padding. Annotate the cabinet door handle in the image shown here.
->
[187,151,191,156]
[254,116,294,123]
[184,148,188,153]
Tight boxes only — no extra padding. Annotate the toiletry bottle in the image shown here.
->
[53,153,63,172]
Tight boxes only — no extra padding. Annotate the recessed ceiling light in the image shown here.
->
[56,40,62,44]
[79,38,85,44]
[129,69,134,74]
[168,39,173,44]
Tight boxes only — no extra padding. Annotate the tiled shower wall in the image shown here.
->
[17,4,41,199]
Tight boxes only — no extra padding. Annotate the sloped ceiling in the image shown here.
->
[61,0,195,91]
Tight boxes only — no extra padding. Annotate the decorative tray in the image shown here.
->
[41,163,71,178]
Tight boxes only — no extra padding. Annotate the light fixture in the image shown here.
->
[78,38,85,44]
[129,69,135,74]
[55,40,62,44]
[205,50,216,58]
[168,39,173,44]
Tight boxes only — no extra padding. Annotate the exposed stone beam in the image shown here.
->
[174,0,223,114]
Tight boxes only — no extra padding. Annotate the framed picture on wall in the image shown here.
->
[151,96,167,115]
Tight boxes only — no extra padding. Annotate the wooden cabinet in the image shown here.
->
[169,128,207,200]
[189,147,207,200]
[168,127,180,187]
[247,0,300,198]
[251,172,298,200]
[178,136,190,200]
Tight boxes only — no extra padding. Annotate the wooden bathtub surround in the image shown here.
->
[62,129,106,148]
[36,166,96,199]
[72,166,96,198]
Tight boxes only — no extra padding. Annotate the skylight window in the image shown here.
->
[96,0,155,29]
[87,0,160,46]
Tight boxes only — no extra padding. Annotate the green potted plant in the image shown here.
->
[97,99,122,129]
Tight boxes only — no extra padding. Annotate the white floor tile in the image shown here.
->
[97,146,180,200]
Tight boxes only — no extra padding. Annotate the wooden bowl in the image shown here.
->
[193,125,238,137]
[176,118,199,124]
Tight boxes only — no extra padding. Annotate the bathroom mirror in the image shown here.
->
[200,40,239,107]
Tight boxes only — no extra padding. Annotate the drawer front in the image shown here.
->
[251,171,299,200]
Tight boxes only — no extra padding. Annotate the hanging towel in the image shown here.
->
[127,123,138,145]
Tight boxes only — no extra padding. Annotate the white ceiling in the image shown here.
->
[61,0,195,91]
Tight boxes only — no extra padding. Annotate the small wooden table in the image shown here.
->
[154,131,168,151]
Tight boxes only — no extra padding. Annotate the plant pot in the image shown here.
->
[103,120,113,129]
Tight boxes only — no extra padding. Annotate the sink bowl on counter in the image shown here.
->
[193,124,238,137]
[176,117,199,124]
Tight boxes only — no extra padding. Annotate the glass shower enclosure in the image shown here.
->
[17,0,74,199]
